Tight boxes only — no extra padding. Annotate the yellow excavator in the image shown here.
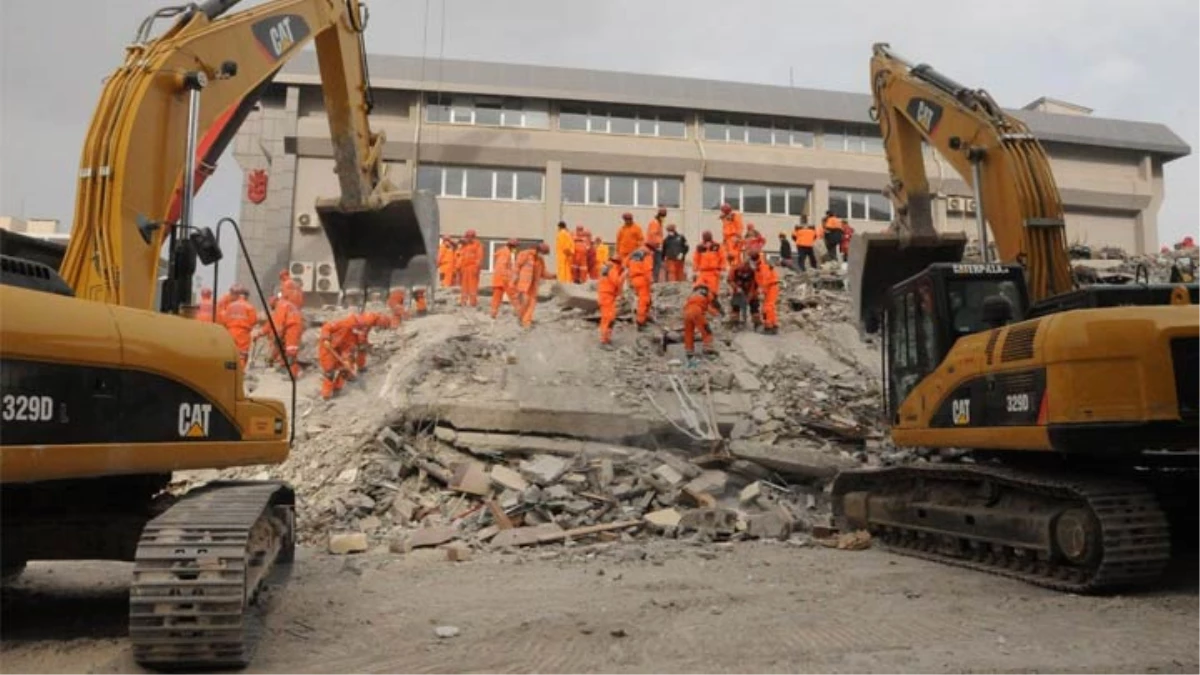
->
[1,0,434,669]
[833,44,1198,592]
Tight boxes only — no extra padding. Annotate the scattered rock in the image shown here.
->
[434,625,461,639]
[734,370,763,392]
[739,481,763,505]
[328,532,368,555]
[652,464,685,487]
[745,507,794,541]
[450,461,491,496]
[442,541,473,562]
[643,508,683,528]
[684,470,728,497]
[520,455,569,485]
[404,526,460,550]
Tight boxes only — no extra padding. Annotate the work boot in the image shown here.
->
[764,326,778,335]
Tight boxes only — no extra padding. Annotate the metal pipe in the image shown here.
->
[970,158,990,262]
[181,83,202,238]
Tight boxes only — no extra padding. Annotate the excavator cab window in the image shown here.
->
[885,277,939,418]
[946,278,1024,342]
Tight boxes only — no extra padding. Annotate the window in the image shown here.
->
[426,94,549,129]
[702,115,817,148]
[703,181,811,216]
[704,116,728,141]
[560,104,688,138]
[563,173,683,207]
[830,189,893,222]
[417,165,544,201]
[825,125,884,154]
[824,128,846,152]
[747,124,772,145]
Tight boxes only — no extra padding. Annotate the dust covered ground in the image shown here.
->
[2,544,1196,674]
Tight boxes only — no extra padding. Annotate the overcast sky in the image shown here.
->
[2,0,1197,262]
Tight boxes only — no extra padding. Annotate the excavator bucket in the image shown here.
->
[316,190,440,299]
[848,230,968,336]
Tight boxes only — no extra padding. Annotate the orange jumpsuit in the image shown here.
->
[744,230,766,256]
[490,245,518,318]
[223,298,258,368]
[616,222,644,259]
[627,246,654,327]
[646,217,665,282]
[693,242,724,297]
[515,250,553,328]
[457,239,484,307]
[263,298,304,377]
[720,211,744,246]
[387,288,408,325]
[754,259,780,331]
[216,292,235,326]
[413,288,429,315]
[318,316,358,400]
[555,229,575,282]
[352,313,391,371]
[597,260,625,345]
[721,234,744,269]
[593,242,610,278]
[197,297,215,322]
[571,231,591,283]
[438,242,457,288]
[683,287,721,356]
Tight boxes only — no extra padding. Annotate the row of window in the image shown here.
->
[414,164,892,222]
[421,96,881,153]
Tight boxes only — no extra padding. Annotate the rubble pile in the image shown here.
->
[1070,245,1198,284]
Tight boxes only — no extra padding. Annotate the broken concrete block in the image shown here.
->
[730,441,858,480]
[522,485,543,504]
[490,464,529,492]
[745,508,794,541]
[751,407,771,424]
[450,461,491,496]
[335,467,359,485]
[734,370,763,392]
[597,458,615,487]
[652,464,685,487]
[685,470,728,497]
[553,281,600,312]
[406,525,460,549]
[475,525,500,542]
[328,532,368,555]
[499,489,522,510]
[730,419,754,440]
[643,508,682,528]
[442,541,473,562]
[358,515,382,533]
[491,523,565,548]
[434,425,457,443]
[562,473,588,486]
[739,481,763,504]
[520,454,569,485]
[377,426,404,451]
[545,484,573,501]
[390,498,417,525]
[678,507,740,538]
[563,500,593,515]
[653,451,702,480]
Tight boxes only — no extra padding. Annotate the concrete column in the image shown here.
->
[543,160,563,246]
[683,170,703,243]
[812,179,830,220]
[932,195,949,232]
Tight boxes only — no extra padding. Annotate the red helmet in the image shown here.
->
[465,229,477,239]
[537,242,550,254]
[507,238,519,247]
[720,203,732,214]
[621,212,633,221]
[200,287,213,298]
[656,207,667,217]
[746,222,757,231]
[702,230,713,241]
[1183,236,1196,247]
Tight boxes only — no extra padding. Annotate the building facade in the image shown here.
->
[232,53,1190,295]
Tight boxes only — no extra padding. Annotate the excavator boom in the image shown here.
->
[60,0,436,311]
[851,43,1073,333]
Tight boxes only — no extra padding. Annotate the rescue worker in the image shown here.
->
[491,238,519,319]
[457,229,484,307]
[820,210,846,262]
[793,223,819,271]
[555,221,575,282]
[351,311,391,373]
[594,237,611,271]
[777,233,794,270]
[318,314,359,400]
[257,296,304,377]
[597,254,625,347]
[278,268,304,308]
[728,260,760,330]
[719,203,744,248]
[662,224,689,282]
[627,241,656,330]
[743,223,766,256]
[571,225,591,283]
[750,250,780,334]
[693,231,723,297]
[646,207,667,282]
[413,287,429,316]
[682,283,722,362]
[222,286,258,369]
[840,220,855,259]
[216,283,241,325]
[515,242,554,328]
[616,212,644,259]
[197,287,215,322]
[586,230,599,280]
[438,237,458,288]
[721,233,744,269]
[387,286,408,326]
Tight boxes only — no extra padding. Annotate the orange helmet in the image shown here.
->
[200,287,213,298]
[465,229,477,239]
[702,230,713,241]
[279,269,290,280]
[720,203,732,214]
[230,283,248,296]
[621,212,633,221]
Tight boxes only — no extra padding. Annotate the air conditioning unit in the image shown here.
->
[947,197,963,213]
[296,212,319,232]
[965,198,977,214]
[288,261,315,292]
[314,260,340,293]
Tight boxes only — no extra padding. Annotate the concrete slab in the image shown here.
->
[730,441,858,480]
[407,400,663,444]
[449,431,644,459]
[553,282,600,312]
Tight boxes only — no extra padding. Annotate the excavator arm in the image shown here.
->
[851,43,1074,330]
[60,0,436,311]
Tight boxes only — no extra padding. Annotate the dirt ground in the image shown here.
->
[3,543,1196,674]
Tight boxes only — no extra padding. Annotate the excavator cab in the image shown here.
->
[317,189,440,299]
[849,229,969,336]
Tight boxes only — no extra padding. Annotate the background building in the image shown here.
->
[232,53,1190,295]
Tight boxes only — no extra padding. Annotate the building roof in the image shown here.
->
[277,52,1191,160]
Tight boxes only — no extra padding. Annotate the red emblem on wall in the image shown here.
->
[247,169,269,204]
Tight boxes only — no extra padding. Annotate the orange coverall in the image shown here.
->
[572,230,591,283]
[556,228,575,282]
[387,288,408,325]
[683,287,721,356]
[318,315,358,400]
[593,241,610,278]
[457,239,484,307]
[438,241,457,288]
[646,217,665,282]
[490,245,518,318]
[223,297,258,368]
[352,313,391,371]
[515,250,553,328]
[627,246,654,327]
[754,258,780,331]
[216,292,235,326]
[279,272,304,308]
[693,242,724,297]
[597,259,625,345]
[413,288,429,315]
[721,234,744,269]
[197,296,215,322]
[616,222,644,259]
[721,211,744,245]
[262,298,304,377]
